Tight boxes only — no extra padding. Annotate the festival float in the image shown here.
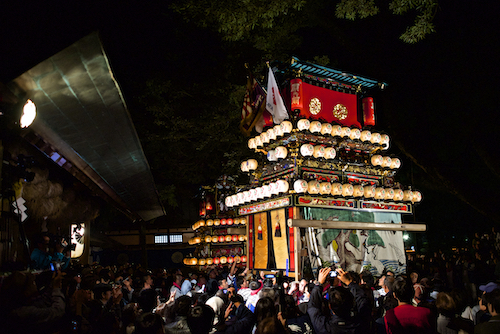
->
[190,57,426,278]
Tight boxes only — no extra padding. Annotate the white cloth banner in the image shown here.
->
[266,68,288,124]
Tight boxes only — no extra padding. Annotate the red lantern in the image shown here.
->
[226,218,233,225]
[221,219,227,225]
[232,235,239,242]
[241,255,247,263]
[227,256,234,264]
[218,236,225,243]
[213,257,220,265]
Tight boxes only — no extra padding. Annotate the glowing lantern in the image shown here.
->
[370,133,381,144]
[225,235,232,242]
[269,182,279,195]
[403,190,413,202]
[331,183,343,196]
[294,179,308,193]
[190,258,198,266]
[261,132,270,144]
[267,150,277,161]
[267,128,276,141]
[393,189,404,201]
[218,236,225,243]
[324,147,336,160]
[221,219,227,225]
[241,161,249,172]
[240,218,246,225]
[233,218,239,225]
[342,184,354,197]
[385,188,395,200]
[205,236,212,243]
[300,144,314,157]
[247,159,258,171]
[297,119,310,131]
[371,155,383,166]
[238,235,245,242]
[227,257,234,264]
[364,186,375,198]
[313,146,325,158]
[262,185,271,198]
[275,146,288,159]
[220,256,227,264]
[353,185,364,197]
[281,121,293,134]
[194,237,201,244]
[232,235,239,242]
[255,135,263,147]
[183,258,189,265]
[331,125,342,137]
[235,255,241,263]
[374,187,386,200]
[241,255,247,263]
[211,236,218,243]
[360,130,372,142]
[341,127,351,137]
[227,218,233,226]
[274,124,284,137]
[199,220,205,227]
[207,258,213,265]
[248,138,256,149]
[381,157,392,168]
[213,257,220,265]
[412,191,422,203]
[309,121,322,133]
[225,196,232,208]
[349,128,361,140]
[308,180,320,194]
[319,182,332,195]
[276,179,289,193]
[243,191,250,203]
[256,187,265,199]
[199,258,206,266]
[214,219,220,226]
[321,123,333,135]
[390,158,401,169]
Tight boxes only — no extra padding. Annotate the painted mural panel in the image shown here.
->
[253,212,268,269]
[270,208,288,269]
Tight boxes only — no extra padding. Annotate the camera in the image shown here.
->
[330,270,337,277]
[265,274,275,278]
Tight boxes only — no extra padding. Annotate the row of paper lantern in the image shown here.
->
[192,218,247,230]
[188,234,247,245]
[248,121,390,150]
[371,155,401,169]
[226,180,422,206]
[184,255,248,266]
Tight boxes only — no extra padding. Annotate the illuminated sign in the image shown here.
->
[70,223,85,258]
[238,197,290,215]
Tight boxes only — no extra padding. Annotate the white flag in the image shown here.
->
[266,68,288,124]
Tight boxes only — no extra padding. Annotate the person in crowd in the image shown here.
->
[253,297,276,332]
[87,282,124,333]
[435,292,458,334]
[237,275,252,302]
[206,289,229,326]
[164,295,192,334]
[246,280,263,312]
[218,294,255,334]
[139,273,158,313]
[308,267,371,334]
[187,304,215,334]
[278,294,315,333]
[474,288,500,333]
[255,316,288,334]
[136,312,165,334]
[181,274,194,296]
[30,232,71,271]
[384,277,436,333]
[207,269,219,296]
[170,274,183,300]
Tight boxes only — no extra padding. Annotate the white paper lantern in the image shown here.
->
[261,131,270,144]
[262,185,271,198]
[385,188,395,200]
[349,128,361,140]
[353,185,364,197]
[275,146,288,159]
[313,145,325,158]
[281,121,293,134]
[319,182,332,195]
[249,188,257,201]
[342,184,354,197]
[390,158,401,169]
[232,195,239,206]
[274,124,284,137]
[321,123,333,135]
[393,189,404,201]
[331,125,342,137]
[293,179,308,193]
[255,135,263,147]
[267,128,276,141]
[243,191,250,203]
[381,156,392,168]
[297,119,310,131]
[371,155,383,166]
[364,186,375,198]
[324,147,336,160]
[247,159,258,170]
[300,144,314,157]
[269,182,279,195]
[374,187,386,200]
[309,121,322,133]
[276,179,289,193]
[360,130,372,142]
[248,138,256,149]
[370,132,381,144]
[403,190,414,202]
[341,127,351,137]
[331,183,343,196]
[267,150,277,162]
[225,196,232,207]
[308,180,320,194]
[412,191,422,203]
[241,161,249,172]
[256,187,265,199]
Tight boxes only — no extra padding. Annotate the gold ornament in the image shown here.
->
[333,104,348,120]
[309,98,321,115]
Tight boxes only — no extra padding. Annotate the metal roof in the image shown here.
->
[7,32,165,222]
[289,56,387,90]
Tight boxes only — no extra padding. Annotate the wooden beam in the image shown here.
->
[288,219,426,232]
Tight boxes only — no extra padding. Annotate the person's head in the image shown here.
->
[142,274,153,288]
[174,274,183,285]
[237,276,249,289]
[383,276,395,293]
[259,287,276,302]
[393,278,414,304]
[360,270,374,287]
[436,292,456,316]
[135,312,164,334]
[230,294,244,307]
[378,275,386,288]
[299,279,307,292]
[386,270,395,278]
[93,283,113,303]
[410,271,419,284]
[187,305,215,334]
[227,287,236,299]
[33,232,51,250]
[487,289,500,316]
[255,316,287,334]
[255,297,276,324]
[281,295,300,319]
[209,269,217,279]
[328,286,354,319]
[215,289,228,304]
[174,295,193,317]
[219,279,229,290]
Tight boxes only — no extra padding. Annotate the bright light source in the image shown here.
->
[403,234,410,241]
[20,99,36,128]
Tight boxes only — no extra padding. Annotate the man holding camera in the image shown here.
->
[307,267,371,334]
[30,232,71,271]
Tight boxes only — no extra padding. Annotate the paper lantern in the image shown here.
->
[297,119,310,131]
[308,180,320,194]
[269,182,279,195]
[324,147,336,160]
[340,127,351,137]
[267,128,276,141]
[349,128,361,140]
[235,194,243,206]
[385,188,395,200]
[294,179,308,193]
[267,150,277,162]
[256,187,265,199]
[225,196,232,208]
[300,144,314,157]
[232,235,239,242]
[275,146,288,159]
[390,158,401,169]
[274,124,284,137]
[221,218,227,225]
[211,236,219,243]
[207,258,213,265]
[238,235,245,242]
[241,161,249,172]
[198,220,205,227]
[260,131,270,144]
[342,184,354,197]
[240,218,246,225]
[360,130,372,142]
[371,155,383,166]
[205,236,212,243]
[199,258,206,266]
[183,258,189,265]
[191,258,198,266]
[247,159,258,171]
[225,235,232,242]
[195,237,201,244]
[370,132,381,144]
[380,134,390,146]
[403,190,414,202]
[353,185,364,197]
[243,191,250,203]
[331,125,342,137]
[251,189,258,201]
[213,257,220,265]
[214,219,220,226]
[255,135,263,147]
[234,255,241,263]
[374,187,386,200]
[276,179,289,193]
[218,236,225,243]
[321,123,333,135]
[309,121,322,133]
[281,121,293,134]
[233,218,239,225]
[331,183,343,196]
[227,256,234,264]
[248,138,256,149]
[262,185,271,198]
[381,156,392,168]
[313,145,325,158]
[241,255,247,263]
[393,189,404,201]
[412,191,422,203]
[364,186,375,198]
[227,218,233,226]
[320,182,332,195]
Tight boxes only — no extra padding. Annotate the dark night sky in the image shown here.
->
[1,1,499,248]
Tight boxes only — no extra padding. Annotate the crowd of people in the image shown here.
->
[0,228,500,334]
